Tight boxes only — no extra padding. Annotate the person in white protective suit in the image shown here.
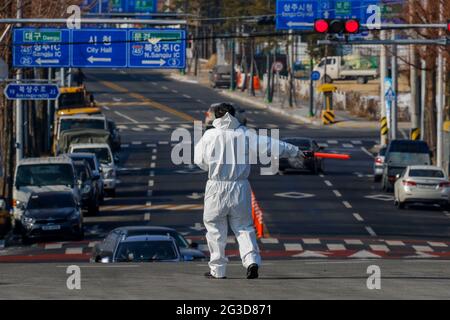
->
[194,103,304,279]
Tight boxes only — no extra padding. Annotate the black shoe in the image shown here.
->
[246,264,259,279]
[204,272,226,279]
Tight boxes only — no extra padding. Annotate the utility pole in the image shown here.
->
[15,0,23,162]
[391,30,398,140]
[409,0,419,139]
[420,59,426,140]
[380,30,388,145]
[230,35,236,91]
[436,0,445,167]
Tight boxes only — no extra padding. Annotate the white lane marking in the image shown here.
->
[227,237,236,244]
[132,128,144,132]
[333,190,342,198]
[151,82,157,86]
[65,248,83,255]
[148,180,154,187]
[150,162,156,168]
[413,245,434,252]
[146,201,152,207]
[114,111,138,124]
[319,174,325,178]
[284,243,303,251]
[181,124,193,129]
[318,143,328,148]
[365,226,377,237]
[327,244,346,251]
[324,180,333,187]
[385,240,405,246]
[260,238,279,244]
[302,238,321,244]
[45,243,63,250]
[159,141,169,145]
[197,99,206,104]
[344,239,363,245]
[183,94,192,99]
[144,213,151,221]
[342,201,352,209]
[147,143,157,148]
[138,125,149,129]
[327,140,338,144]
[369,245,390,252]
[132,141,142,145]
[361,147,374,158]
[151,155,157,161]
[147,190,153,197]
[172,89,178,94]
[162,86,168,90]
[149,171,155,177]
[121,144,130,148]
[351,140,362,145]
[353,213,364,222]
[159,124,171,129]
[88,242,99,248]
[154,127,166,132]
[152,149,157,154]
[428,242,448,248]
[342,143,354,148]
[103,106,110,111]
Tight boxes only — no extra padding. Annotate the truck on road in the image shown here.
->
[314,56,379,84]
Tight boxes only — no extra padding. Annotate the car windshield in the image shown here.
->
[126,231,190,249]
[27,194,75,210]
[73,148,111,164]
[74,164,89,181]
[60,119,105,132]
[410,169,445,178]
[388,153,430,166]
[115,241,178,262]
[16,164,74,188]
[58,92,86,109]
[284,139,311,151]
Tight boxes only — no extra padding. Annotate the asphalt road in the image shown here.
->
[1,69,450,298]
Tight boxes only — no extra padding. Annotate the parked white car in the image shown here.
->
[69,143,117,197]
[394,165,450,210]
[12,156,80,230]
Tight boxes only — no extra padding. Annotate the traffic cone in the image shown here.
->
[251,191,264,238]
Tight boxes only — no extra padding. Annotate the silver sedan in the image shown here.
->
[394,165,450,210]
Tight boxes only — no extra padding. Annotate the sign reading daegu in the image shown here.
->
[4,84,60,100]
[128,29,186,69]
[13,28,71,67]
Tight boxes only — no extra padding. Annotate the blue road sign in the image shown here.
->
[13,28,71,67]
[276,0,403,30]
[311,71,321,81]
[72,29,128,68]
[4,84,60,100]
[128,29,186,69]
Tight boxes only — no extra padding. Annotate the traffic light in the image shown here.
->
[447,20,450,32]
[314,19,360,34]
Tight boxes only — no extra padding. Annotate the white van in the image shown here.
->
[69,143,117,197]
[12,156,80,229]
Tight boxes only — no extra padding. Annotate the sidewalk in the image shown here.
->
[169,71,411,131]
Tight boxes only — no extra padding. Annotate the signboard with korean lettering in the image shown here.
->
[128,29,186,69]
[71,29,128,68]
[13,28,71,67]
[276,0,404,30]
[4,84,60,100]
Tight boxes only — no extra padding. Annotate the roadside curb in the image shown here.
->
[218,90,322,126]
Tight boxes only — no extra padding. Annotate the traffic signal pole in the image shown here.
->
[380,30,388,146]
[391,30,398,140]
[15,0,23,162]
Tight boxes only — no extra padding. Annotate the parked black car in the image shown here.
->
[279,137,324,174]
[91,226,205,263]
[20,191,83,242]
[381,140,432,192]
[108,120,121,152]
[73,160,100,215]
[209,65,234,88]
[67,153,104,202]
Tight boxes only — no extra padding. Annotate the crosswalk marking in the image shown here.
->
[284,243,303,251]
[65,248,83,255]
[303,238,321,244]
[413,245,434,252]
[342,143,354,148]
[351,140,362,145]
[344,239,363,245]
[327,244,346,251]
[385,240,405,246]
[428,242,448,248]
[327,140,338,144]
[369,245,390,252]
[45,243,63,250]
[138,125,149,129]
[260,238,279,244]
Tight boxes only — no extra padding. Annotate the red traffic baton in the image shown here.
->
[314,152,351,160]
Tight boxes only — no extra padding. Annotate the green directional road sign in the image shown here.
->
[23,30,62,42]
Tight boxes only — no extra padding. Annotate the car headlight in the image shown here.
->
[104,169,115,179]
[21,215,35,225]
[82,184,91,194]
[69,210,81,221]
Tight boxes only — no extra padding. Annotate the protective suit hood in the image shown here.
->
[213,113,241,130]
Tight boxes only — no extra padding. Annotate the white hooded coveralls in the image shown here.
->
[194,113,300,278]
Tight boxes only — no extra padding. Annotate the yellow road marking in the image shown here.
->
[96,78,197,122]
